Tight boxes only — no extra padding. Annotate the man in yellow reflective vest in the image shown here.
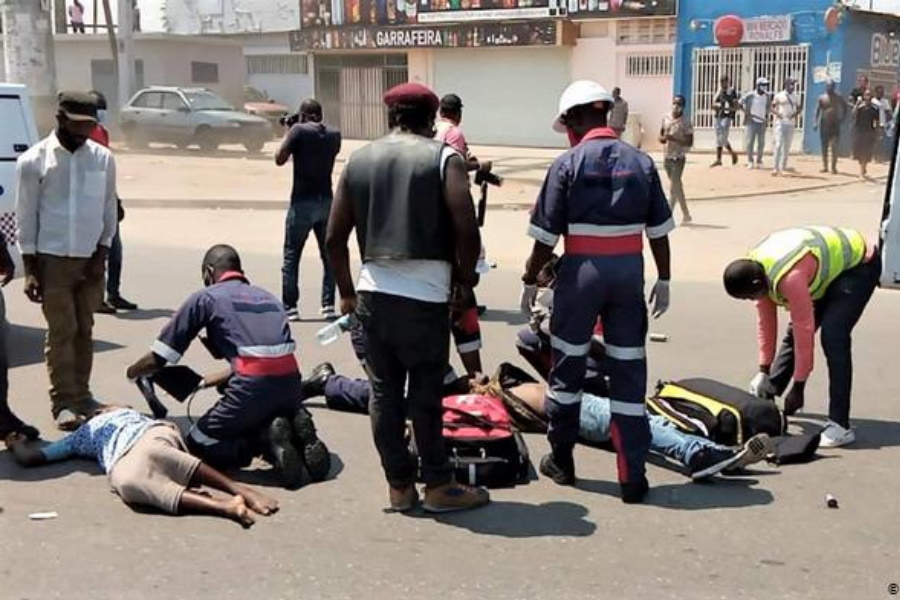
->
[723,226,880,448]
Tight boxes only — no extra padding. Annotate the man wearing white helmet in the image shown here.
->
[519,80,674,504]
[741,77,772,169]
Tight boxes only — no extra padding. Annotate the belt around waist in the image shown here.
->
[564,233,643,256]
[233,355,299,377]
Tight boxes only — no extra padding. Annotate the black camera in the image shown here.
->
[474,169,503,187]
[279,112,300,128]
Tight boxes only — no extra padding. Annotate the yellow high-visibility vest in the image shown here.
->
[748,226,867,305]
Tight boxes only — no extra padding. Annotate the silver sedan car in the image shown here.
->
[119,86,273,153]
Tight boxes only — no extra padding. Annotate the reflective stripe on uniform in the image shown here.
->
[550,335,591,357]
[646,217,676,239]
[151,340,182,365]
[609,399,647,417]
[456,340,482,354]
[548,389,582,405]
[528,223,560,247]
[568,223,645,237]
[605,343,646,361]
[238,343,296,357]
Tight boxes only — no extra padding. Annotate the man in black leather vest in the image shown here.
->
[326,82,488,514]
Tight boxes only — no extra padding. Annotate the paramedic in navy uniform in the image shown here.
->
[520,80,674,504]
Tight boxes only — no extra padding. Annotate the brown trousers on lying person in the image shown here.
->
[38,254,104,416]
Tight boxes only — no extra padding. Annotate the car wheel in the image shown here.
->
[122,124,147,149]
[195,128,219,152]
[244,138,266,154]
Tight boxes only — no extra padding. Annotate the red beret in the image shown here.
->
[383,82,440,112]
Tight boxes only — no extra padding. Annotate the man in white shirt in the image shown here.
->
[741,77,771,169]
[15,91,118,431]
[771,78,799,176]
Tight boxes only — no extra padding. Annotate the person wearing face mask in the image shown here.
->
[659,94,694,224]
[741,77,772,169]
[771,78,799,177]
[126,245,331,490]
[15,91,118,431]
[519,80,674,504]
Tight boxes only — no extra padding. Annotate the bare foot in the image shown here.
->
[239,486,280,516]
[224,495,256,529]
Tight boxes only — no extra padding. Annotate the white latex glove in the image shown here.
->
[749,372,777,399]
[519,283,538,316]
[648,280,670,319]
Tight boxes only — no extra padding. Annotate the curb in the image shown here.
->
[124,175,887,212]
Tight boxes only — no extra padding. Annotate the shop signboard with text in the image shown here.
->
[300,0,564,28]
[289,20,559,49]
[567,0,675,19]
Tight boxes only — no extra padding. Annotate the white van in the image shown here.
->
[0,83,39,279]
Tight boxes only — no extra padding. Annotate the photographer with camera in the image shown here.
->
[276,99,342,321]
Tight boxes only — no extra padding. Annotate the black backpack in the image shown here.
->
[649,378,786,447]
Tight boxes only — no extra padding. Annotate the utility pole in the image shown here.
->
[0,0,59,134]
[115,0,134,110]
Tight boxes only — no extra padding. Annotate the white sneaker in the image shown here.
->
[820,421,856,448]
[286,308,301,322]
[746,161,754,169]
[320,306,337,320]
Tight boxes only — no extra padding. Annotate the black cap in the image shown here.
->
[58,91,98,122]
[440,93,463,113]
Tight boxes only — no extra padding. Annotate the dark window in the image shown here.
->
[191,62,219,84]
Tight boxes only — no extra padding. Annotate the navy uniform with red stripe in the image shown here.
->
[152,271,303,466]
[529,126,674,492]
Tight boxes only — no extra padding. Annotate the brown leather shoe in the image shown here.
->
[423,482,490,513]
[388,485,419,513]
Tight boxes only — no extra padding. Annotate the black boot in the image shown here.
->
[260,417,304,490]
[291,406,331,482]
[301,362,336,400]
[0,408,40,441]
[620,477,650,504]
[539,449,576,486]
[711,147,723,167]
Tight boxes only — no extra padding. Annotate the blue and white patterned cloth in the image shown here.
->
[41,409,158,473]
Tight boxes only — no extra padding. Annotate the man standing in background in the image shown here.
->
[711,75,739,168]
[741,77,771,170]
[15,92,118,431]
[771,78,799,177]
[610,87,629,139]
[815,80,846,175]
[276,99,342,322]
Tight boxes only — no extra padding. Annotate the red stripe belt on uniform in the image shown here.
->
[563,233,643,256]
[233,354,299,377]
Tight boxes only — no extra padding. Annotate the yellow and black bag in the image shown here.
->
[649,378,786,447]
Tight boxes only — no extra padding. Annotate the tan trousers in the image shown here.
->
[39,255,103,415]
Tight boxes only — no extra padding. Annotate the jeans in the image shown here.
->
[714,117,732,148]
[745,121,766,164]
[773,121,795,172]
[768,256,881,428]
[282,196,335,311]
[579,393,717,466]
[357,291,453,488]
[106,227,123,299]
[0,290,11,417]
[664,157,690,220]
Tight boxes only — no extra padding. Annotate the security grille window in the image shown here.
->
[191,61,220,84]
[616,17,676,45]
[691,45,809,131]
[626,54,673,78]
[246,54,309,75]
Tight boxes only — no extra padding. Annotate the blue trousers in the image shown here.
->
[106,227,122,298]
[281,196,335,311]
[547,255,650,485]
[745,121,766,165]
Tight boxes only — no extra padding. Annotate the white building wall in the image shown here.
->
[241,33,313,111]
[163,0,299,34]
[571,20,674,150]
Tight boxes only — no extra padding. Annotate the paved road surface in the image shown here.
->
[1,181,897,600]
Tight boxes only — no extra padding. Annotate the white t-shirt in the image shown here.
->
[750,93,769,122]
[357,145,459,304]
[772,91,798,123]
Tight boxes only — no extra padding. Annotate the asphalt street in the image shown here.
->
[1,180,897,600]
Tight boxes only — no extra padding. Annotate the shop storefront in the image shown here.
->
[674,0,845,153]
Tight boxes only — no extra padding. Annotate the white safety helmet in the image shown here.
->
[553,80,615,133]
